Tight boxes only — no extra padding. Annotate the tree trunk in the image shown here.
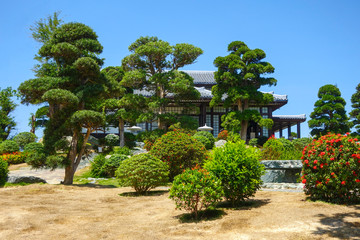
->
[119,119,125,147]
[30,115,36,134]
[158,85,166,130]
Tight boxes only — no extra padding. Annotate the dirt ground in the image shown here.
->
[0,184,359,240]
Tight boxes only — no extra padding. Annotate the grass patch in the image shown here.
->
[119,189,169,197]
[73,166,120,187]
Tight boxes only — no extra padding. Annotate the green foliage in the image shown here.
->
[248,138,258,147]
[23,142,44,152]
[350,83,360,135]
[0,87,17,141]
[13,132,37,149]
[124,132,136,149]
[112,146,132,156]
[103,154,128,177]
[211,41,276,140]
[216,130,228,141]
[137,129,166,151]
[301,133,360,204]
[90,154,106,177]
[292,137,312,152]
[193,131,215,149]
[261,137,302,160]
[205,141,264,206]
[150,131,208,180]
[105,134,119,148]
[122,36,202,129]
[0,158,8,187]
[168,123,196,135]
[0,140,20,154]
[169,167,223,219]
[116,153,169,194]
[308,84,351,138]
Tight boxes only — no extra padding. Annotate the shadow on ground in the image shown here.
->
[119,190,169,197]
[312,206,360,239]
[175,209,227,223]
[216,198,271,210]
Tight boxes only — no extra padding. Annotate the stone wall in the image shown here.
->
[260,160,302,183]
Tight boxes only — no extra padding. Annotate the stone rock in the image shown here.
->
[131,147,148,155]
[135,141,145,148]
[260,160,302,183]
[215,140,227,148]
[7,176,47,184]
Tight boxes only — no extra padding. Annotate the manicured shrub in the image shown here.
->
[23,142,44,153]
[0,152,28,164]
[301,133,360,204]
[13,132,37,149]
[169,167,223,219]
[116,153,168,194]
[0,140,20,154]
[292,137,312,152]
[103,154,128,177]
[261,137,302,160]
[112,146,132,156]
[168,122,197,135]
[23,142,46,168]
[90,154,107,177]
[193,131,215,149]
[105,134,119,148]
[0,158,8,187]
[150,131,208,180]
[248,138,258,147]
[217,130,228,140]
[205,140,264,206]
[193,135,211,150]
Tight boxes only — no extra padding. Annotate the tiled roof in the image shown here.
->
[182,70,216,84]
[134,71,288,102]
[272,114,306,120]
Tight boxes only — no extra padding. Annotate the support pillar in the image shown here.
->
[297,122,301,138]
[279,122,283,138]
[288,123,291,139]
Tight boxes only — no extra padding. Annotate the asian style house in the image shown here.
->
[95,70,306,141]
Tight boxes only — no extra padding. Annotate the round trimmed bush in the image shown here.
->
[23,142,46,168]
[13,132,37,149]
[0,140,20,154]
[193,131,215,149]
[23,142,44,153]
[105,134,119,148]
[301,133,360,204]
[0,158,8,187]
[116,153,168,194]
[103,154,128,177]
[90,154,107,177]
[150,131,208,180]
[169,167,223,219]
[205,140,265,206]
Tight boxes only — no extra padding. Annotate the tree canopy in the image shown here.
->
[349,83,360,135]
[210,41,276,140]
[121,36,202,129]
[308,84,351,137]
[0,87,17,141]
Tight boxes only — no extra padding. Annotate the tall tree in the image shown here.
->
[210,41,276,140]
[19,18,108,184]
[308,84,351,137]
[349,83,360,135]
[101,66,147,147]
[0,87,17,141]
[121,36,202,130]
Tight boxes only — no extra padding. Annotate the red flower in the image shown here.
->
[304,159,309,164]
[341,181,346,185]
[346,162,350,166]
[320,164,324,168]
[302,179,306,184]
[313,166,317,169]
[314,160,318,164]
[331,172,335,175]
[356,179,360,183]
[320,152,325,156]
[330,157,335,161]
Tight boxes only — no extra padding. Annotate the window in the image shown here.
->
[213,106,226,113]
[213,115,219,137]
[262,107,268,114]
[249,107,260,112]
[262,127,269,137]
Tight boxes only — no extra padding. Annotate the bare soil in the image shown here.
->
[0,184,359,240]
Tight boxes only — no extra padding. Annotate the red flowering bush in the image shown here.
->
[301,133,360,203]
[0,152,28,164]
[150,131,208,180]
[217,130,228,140]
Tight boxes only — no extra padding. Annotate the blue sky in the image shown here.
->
[1,0,360,138]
